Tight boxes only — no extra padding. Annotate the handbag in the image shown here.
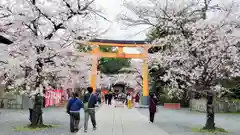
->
[84,94,92,111]
[155,101,159,113]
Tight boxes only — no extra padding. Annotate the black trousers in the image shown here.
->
[70,112,80,132]
[29,109,33,122]
[105,98,108,104]
[149,112,155,123]
[122,98,125,103]
[108,98,112,105]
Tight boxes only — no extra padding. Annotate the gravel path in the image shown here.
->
[137,106,240,135]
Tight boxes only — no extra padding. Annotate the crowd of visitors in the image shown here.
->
[27,88,157,133]
[64,88,157,133]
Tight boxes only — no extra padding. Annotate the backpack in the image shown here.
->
[84,94,92,111]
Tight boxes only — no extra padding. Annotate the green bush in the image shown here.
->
[229,85,240,99]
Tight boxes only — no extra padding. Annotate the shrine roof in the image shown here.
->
[89,39,150,45]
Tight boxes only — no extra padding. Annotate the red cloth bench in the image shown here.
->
[164,103,181,109]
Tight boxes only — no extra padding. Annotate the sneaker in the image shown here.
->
[84,130,87,133]
[93,127,97,130]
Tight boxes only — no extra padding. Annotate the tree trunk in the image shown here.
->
[31,94,44,127]
[203,92,215,130]
[181,89,190,107]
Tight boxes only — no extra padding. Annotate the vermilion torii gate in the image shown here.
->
[76,39,150,105]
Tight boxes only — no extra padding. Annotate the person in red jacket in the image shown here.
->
[135,93,140,103]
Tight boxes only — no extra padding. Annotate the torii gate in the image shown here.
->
[75,39,150,105]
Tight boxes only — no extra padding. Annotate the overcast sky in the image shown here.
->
[94,0,150,55]
[94,0,240,55]
[94,0,149,41]
[94,0,240,40]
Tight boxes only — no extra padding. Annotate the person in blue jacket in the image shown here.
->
[66,92,83,132]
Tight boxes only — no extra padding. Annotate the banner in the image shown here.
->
[44,89,64,107]
[44,91,50,107]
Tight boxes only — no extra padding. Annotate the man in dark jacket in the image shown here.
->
[66,92,83,132]
[83,87,97,132]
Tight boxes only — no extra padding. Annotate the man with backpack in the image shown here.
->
[83,87,98,133]
[66,92,83,132]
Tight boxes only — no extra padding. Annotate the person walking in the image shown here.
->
[28,94,35,123]
[104,93,108,104]
[127,93,133,109]
[66,92,83,132]
[135,93,140,107]
[83,87,97,133]
[97,93,101,104]
[149,93,157,123]
[135,93,140,103]
[125,93,128,105]
[108,92,113,105]
[122,93,126,104]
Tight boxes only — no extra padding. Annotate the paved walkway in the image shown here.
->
[0,103,169,135]
[138,106,240,135]
[2,103,239,135]
[79,104,170,135]
[0,107,79,135]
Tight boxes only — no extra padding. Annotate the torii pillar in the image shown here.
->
[141,46,149,105]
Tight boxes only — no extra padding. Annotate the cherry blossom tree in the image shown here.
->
[157,13,240,130]
[120,0,240,130]
[130,60,143,89]
[0,0,104,126]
